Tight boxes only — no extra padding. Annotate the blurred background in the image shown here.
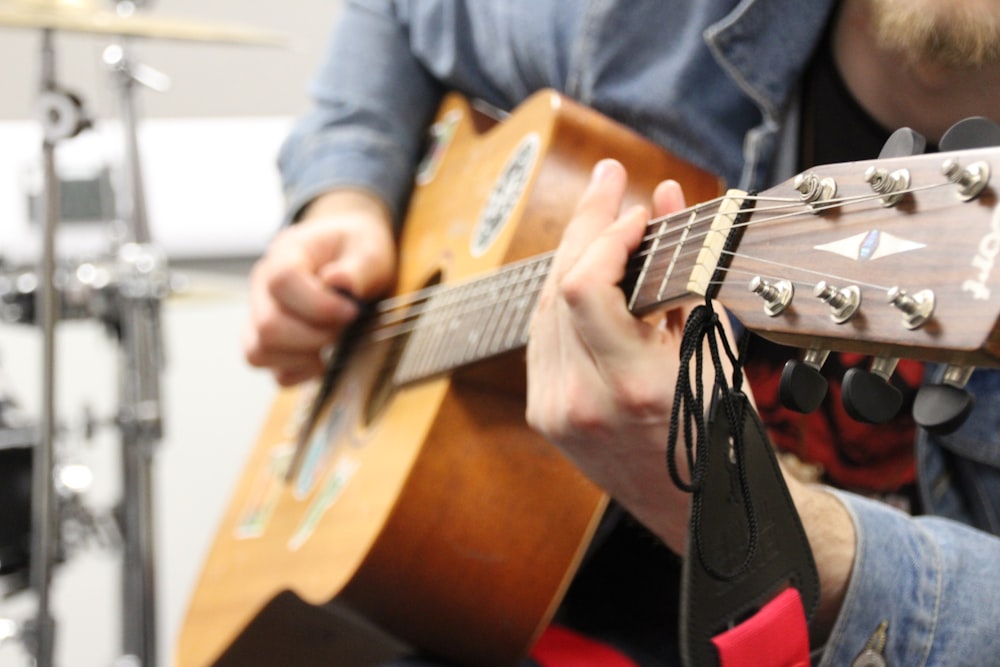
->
[0,1,344,664]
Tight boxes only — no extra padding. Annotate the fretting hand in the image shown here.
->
[526,159,698,552]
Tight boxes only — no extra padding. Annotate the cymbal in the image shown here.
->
[0,0,284,45]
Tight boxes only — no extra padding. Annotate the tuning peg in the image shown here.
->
[939,117,1000,151]
[941,157,991,200]
[748,276,794,316]
[814,281,861,323]
[913,365,976,435]
[842,356,903,424]
[878,127,927,158]
[864,128,925,208]
[793,172,838,209]
[887,286,935,329]
[779,348,830,413]
[864,165,911,207]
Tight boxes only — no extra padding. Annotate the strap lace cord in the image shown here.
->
[666,298,758,581]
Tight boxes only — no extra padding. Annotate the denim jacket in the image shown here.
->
[278,1,1000,664]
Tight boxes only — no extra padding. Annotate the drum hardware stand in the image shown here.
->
[6,25,170,667]
[104,33,171,667]
[22,26,91,667]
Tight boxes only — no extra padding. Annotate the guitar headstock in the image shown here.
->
[715,146,1000,368]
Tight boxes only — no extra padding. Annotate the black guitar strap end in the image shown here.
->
[678,390,820,667]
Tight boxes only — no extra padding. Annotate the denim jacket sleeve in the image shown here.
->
[817,489,1000,666]
[276,0,445,225]
[819,367,1000,667]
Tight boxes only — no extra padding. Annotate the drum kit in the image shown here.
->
[0,1,282,665]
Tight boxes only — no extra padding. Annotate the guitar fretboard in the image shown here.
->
[393,254,552,385]
[391,195,735,386]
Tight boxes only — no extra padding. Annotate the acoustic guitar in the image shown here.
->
[176,89,722,667]
[177,89,1000,666]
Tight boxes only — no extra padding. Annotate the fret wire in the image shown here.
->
[494,266,525,354]
[627,213,671,311]
[507,257,549,350]
[426,276,464,378]
[472,274,504,360]
[430,282,458,377]
[656,202,717,302]
[487,262,529,356]
[413,284,446,380]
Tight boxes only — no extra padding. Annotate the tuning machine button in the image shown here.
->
[748,276,793,316]
[878,127,928,159]
[779,348,830,414]
[913,365,975,435]
[842,356,903,424]
[814,281,861,323]
[939,116,1000,152]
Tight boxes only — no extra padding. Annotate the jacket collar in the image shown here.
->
[705,0,839,122]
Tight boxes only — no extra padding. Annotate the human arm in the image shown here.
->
[278,0,445,226]
[245,1,445,383]
[525,158,854,639]
[816,492,1000,665]
[526,159,1000,662]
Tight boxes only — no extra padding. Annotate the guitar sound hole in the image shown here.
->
[362,272,442,427]
[362,338,404,428]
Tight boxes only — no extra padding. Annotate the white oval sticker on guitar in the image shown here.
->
[471,133,540,257]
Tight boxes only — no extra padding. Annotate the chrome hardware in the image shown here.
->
[943,365,974,387]
[748,276,794,316]
[868,356,900,381]
[886,286,935,329]
[802,347,831,370]
[793,172,837,209]
[864,166,910,206]
[814,281,861,323]
[942,158,991,200]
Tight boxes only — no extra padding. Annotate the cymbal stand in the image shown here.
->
[104,39,170,667]
[27,27,91,667]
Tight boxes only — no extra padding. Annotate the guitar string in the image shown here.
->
[373,192,957,382]
[367,194,749,316]
[370,179,944,326]
[366,194,777,318]
[344,180,952,360]
[365,185,945,361]
[366,195,803,326]
[369,182,941,332]
[368,177,940,325]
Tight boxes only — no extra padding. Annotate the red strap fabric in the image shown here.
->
[711,587,811,667]
[530,624,639,667]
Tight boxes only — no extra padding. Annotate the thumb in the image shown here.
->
[318,237,396,301]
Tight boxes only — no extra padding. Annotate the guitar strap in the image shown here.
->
[668,301,819,667]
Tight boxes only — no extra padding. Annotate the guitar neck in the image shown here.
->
[393,136,1000,387]
[391,253,553,385]
[391,195,740,385]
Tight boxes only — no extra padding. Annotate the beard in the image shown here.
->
[868,0,1000,68]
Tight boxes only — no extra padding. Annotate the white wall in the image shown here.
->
[0,1,344,665]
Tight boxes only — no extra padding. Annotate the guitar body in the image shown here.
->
[176,90,722,667]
